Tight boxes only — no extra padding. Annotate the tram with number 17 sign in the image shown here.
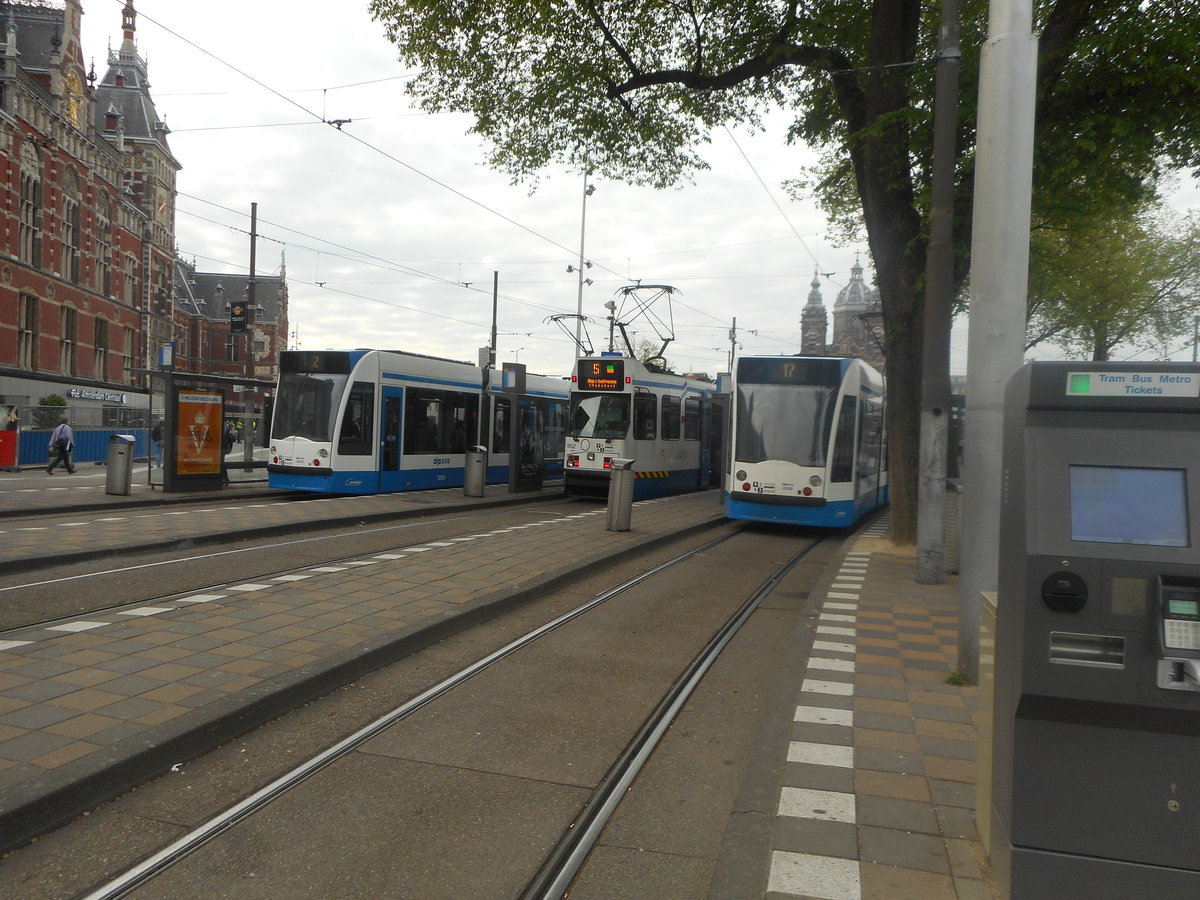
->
[724,355,887,527]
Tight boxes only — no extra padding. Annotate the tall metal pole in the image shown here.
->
[916,0,961,584]
[491,270,499,368]
[243,202,258,470]
[958,0,1038,680]
[574,175,592,356]
[245,202,258,381]
[729,317,737,372]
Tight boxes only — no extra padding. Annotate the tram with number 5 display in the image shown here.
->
[724,355,887,527]
[268,349,568,494]
[564,353,720,499]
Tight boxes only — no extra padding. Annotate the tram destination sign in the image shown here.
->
[1066,371,1200,398]
[577,358,625,391]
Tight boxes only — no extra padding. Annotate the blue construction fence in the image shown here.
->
[15,428,151,468]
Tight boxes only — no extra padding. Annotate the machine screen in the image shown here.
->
[1069,465,1188,547]
[1168,598,1200,617]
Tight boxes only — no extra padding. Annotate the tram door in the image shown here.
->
[379,386,403,492]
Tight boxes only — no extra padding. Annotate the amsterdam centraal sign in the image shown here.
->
[67,389,129,404]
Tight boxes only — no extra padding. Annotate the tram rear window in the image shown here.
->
[281,351,352,375]
[1069,465,1188,547]
[737,357,841,386]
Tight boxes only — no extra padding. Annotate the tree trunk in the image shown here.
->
[849,0,926,544]
[874,236,926,546]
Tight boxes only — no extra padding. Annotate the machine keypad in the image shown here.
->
[1164,620,1200,650]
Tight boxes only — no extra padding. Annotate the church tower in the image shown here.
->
[800,271,829,355]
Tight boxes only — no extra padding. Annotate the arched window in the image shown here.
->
[96,193,113,296]
[61,168,81,283]
[18,142,42,267]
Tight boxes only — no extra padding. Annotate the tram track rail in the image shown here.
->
[522,537,819,900]
[0,503,585,633]
[77,526,823,900]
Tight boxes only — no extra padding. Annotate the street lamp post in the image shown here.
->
[572,176,595,356]
[514,347,525,363]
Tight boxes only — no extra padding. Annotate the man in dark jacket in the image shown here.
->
[47,417,75,475]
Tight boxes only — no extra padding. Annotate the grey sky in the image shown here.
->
[82,1,1198,377]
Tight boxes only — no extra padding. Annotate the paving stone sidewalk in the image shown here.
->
[765,515,1000,900]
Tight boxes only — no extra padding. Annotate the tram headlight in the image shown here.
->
[735,469,747,481]
[319,449,328,459]
[567,454,579,467]
[808,474,823,487]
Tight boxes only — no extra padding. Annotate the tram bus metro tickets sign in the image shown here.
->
[1066,371,1200,398]
[176,390,224,475]
[578,358,625,391]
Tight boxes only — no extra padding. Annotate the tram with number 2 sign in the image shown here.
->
[268,349,568,494]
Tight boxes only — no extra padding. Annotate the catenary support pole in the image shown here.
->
[958,0,1038,680]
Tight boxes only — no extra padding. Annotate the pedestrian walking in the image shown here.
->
[47,416,75,475]
[221,421,237,485]
[150,419,163,468]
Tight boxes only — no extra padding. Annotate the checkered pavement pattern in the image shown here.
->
[766,515,999,900]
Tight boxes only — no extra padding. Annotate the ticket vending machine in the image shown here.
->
[993,361,1200,897]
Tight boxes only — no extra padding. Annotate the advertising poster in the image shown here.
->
[175,390,223,476]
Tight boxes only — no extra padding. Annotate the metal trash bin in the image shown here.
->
[464,445,488,497]
[105,433,136,496]
[606,458,636,532]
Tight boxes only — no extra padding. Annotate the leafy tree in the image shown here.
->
[631,336,674,371]
[1027,203,1200,361]
[369,0,1200,542]
[34,394,67,429]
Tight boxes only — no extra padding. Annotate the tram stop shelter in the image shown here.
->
[140,370,275,492]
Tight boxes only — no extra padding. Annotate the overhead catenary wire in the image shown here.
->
[118,0,862,368]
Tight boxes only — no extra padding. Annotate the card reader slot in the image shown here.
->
[1049,632,1125,668]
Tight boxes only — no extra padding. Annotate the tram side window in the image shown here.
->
[338,381,375,456]
[857,397,884,478]
[661,395,681,440]
[404,388,478,454]
[683,397,700,440]
[830,399,858,482]
[634,394,657,440]
[543,400,566,461]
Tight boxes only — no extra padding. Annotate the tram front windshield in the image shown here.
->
[736,383,835,466]
[569,392,630,440]
[271,373,349,442]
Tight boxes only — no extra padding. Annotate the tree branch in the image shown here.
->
[607,42,853,97]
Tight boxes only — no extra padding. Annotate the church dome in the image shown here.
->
[834,258,879,310]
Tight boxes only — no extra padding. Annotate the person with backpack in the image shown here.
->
[47,416,75,475]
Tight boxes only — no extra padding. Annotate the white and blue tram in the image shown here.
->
[564,353,719,500]
[724,356,887,527]
[268,349,568,494]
